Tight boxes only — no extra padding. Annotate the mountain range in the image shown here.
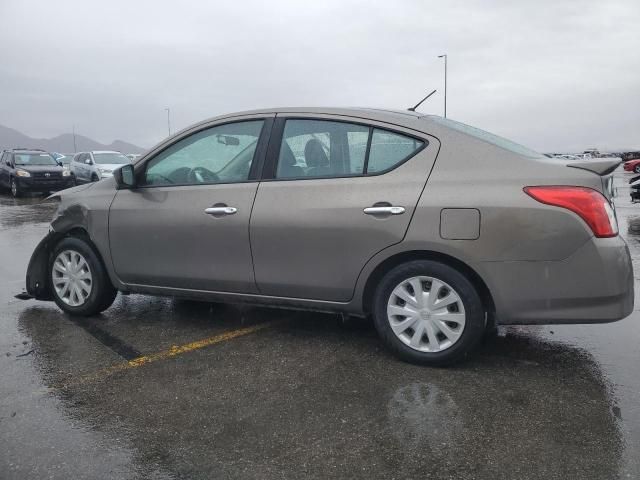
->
[0,124,145,154]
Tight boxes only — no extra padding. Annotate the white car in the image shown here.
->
[70,151,131,184]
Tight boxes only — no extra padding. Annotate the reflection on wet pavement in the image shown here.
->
[0,198,57,229]
[1,171,639,479]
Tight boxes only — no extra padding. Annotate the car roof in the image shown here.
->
[90,150,122,154]
[183,107,443,136]
[8,149,51,154]
[224,106,425,120]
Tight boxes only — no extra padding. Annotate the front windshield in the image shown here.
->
[428,116,543,158]
[14,153,58,166]
[94,153,130,165]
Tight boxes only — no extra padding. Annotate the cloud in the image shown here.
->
[0,0,638,151]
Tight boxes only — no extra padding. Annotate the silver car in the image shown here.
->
[70,150,130,184]
[25,108,634,365]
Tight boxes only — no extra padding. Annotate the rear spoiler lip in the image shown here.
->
[567,159,621,176]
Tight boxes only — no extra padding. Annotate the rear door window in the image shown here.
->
[275,120,425,179]
[276,120,369,179]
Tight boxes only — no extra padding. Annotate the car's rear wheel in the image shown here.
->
[10,178,21,197]
[634,165,640,174]
[49,237,117,316]
[372,260,485,366]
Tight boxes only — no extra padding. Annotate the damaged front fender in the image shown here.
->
[25,230,64,300]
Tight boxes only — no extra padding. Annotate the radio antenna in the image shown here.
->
[408,89,437,112]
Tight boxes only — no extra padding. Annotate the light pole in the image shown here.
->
[165,107,171,136]
[438,54,447,118]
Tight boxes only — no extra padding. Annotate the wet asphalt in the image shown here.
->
[1,171,639,480]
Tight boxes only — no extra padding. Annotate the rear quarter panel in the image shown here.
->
[350,122,607,311]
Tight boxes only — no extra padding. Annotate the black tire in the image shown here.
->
[372,260,485,366]
[634,165,640,174]
[10,177,21,197]
[49,236,117,316]
[91,174,99,182]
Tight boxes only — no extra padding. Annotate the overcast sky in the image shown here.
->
[0,0,638,152]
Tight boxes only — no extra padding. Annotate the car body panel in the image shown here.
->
[107,113,273,293]
[250,113,439,301]
[24,107,634,325]
[109,183,260,292]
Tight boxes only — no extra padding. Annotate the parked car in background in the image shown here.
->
[550,154,581,161]
[54,153,75,171]
[25,108,633,365]
[0,148,74,197]
[70,151,131,183]
[623,159,640,173]
[622,151,640,162]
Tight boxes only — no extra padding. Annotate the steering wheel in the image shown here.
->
[187,166,219,184]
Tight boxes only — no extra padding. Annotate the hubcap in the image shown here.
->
[11,180,17,196]
[52,250,93,307]
[387,276,466,353]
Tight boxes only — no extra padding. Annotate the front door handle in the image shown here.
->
[363,206,405,215]
[205,206,237,216]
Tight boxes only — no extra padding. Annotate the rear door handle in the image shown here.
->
[205,206,237,216]
[363,206,405,215]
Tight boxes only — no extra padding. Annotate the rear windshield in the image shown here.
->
[14,153,58,165]
[428,116,542,158]
[94,153,130,165]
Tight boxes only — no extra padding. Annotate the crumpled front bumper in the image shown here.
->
[25,231,63,300]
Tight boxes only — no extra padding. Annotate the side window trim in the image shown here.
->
[262,116,428,181]
[263,116,286,180]
[363,126,373,174]
[133,117,274,189]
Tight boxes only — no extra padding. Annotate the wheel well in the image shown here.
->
[361,250,496,317]
[65,227,90,239]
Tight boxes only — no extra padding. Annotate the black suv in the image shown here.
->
[0,149,74,197]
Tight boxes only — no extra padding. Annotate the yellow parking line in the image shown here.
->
[64,322,273,388]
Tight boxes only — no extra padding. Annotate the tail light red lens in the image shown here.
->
[524,186,618,238]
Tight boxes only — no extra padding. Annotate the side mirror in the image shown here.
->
[5,160,10,167]
[56,160,63,166]
[84,158,92,165]
[114,164,135,189]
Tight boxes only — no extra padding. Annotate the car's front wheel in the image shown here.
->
[49,237,117,316]
[10,178,21,197]
[372,260,485,366]
[634,165,640,174]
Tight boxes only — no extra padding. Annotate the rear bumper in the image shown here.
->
[480,235,634,324]
[16,177,74,192]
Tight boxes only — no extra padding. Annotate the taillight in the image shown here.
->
[524,186,618,238]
